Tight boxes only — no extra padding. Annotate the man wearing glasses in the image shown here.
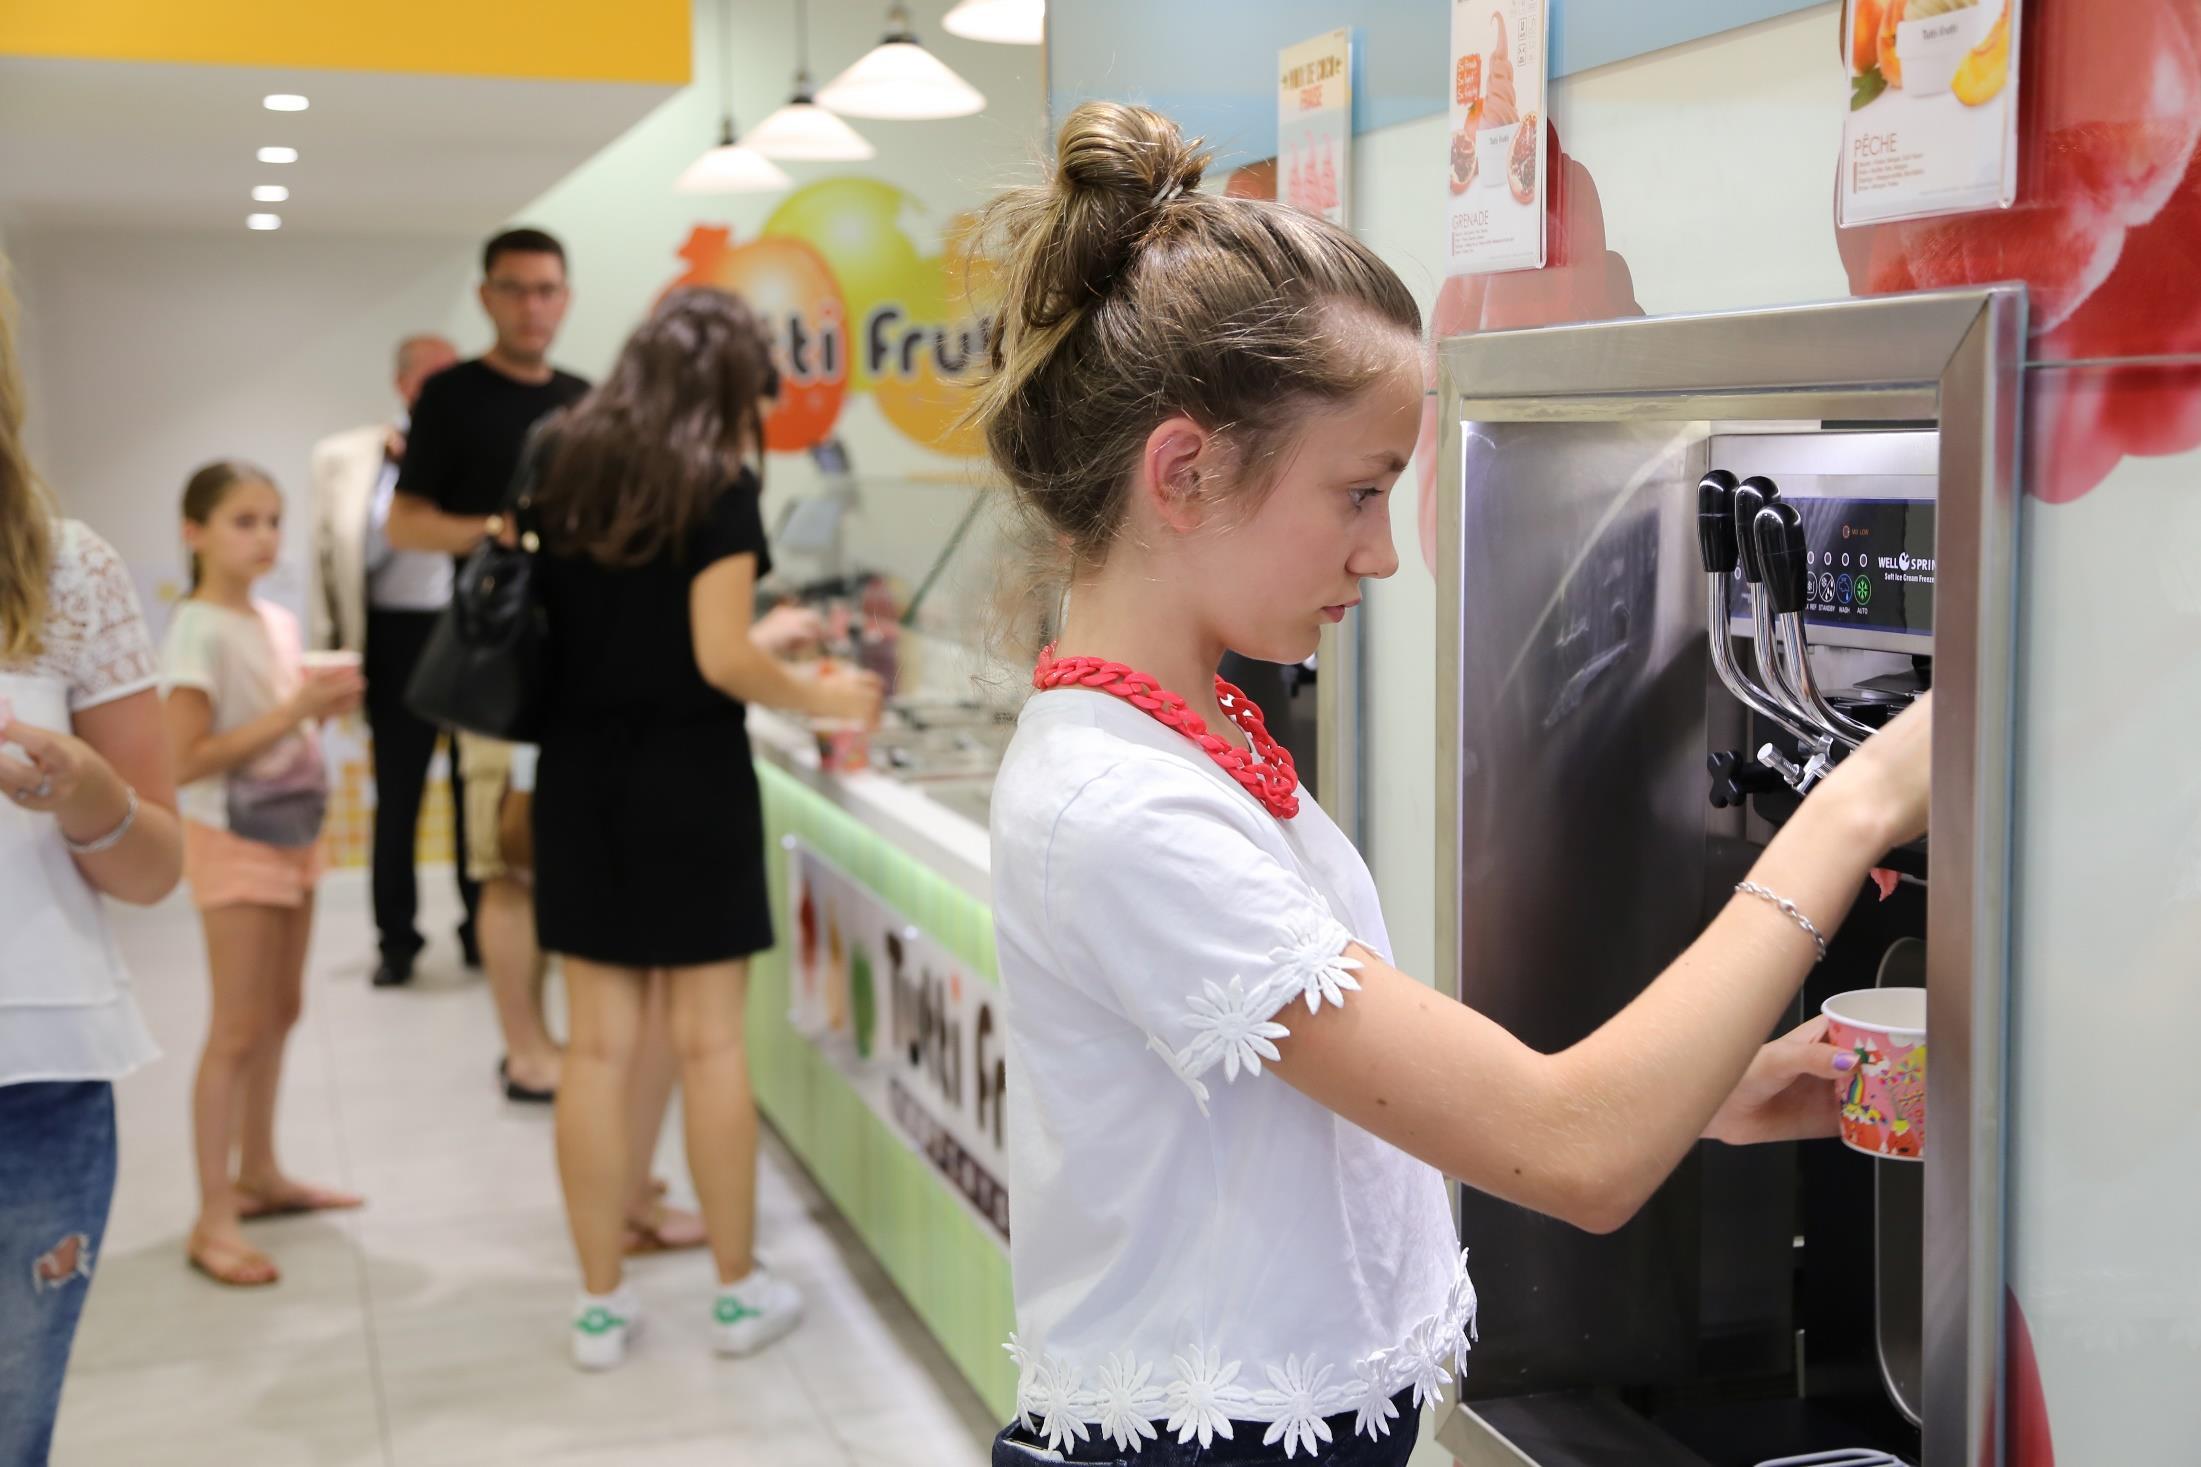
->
[387,228,586,1103]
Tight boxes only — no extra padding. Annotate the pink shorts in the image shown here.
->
[183,820,324,910]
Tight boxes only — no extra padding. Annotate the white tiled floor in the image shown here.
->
[53,870,999,1467]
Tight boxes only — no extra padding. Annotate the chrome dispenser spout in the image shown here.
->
[1753,502,1878,748]
[1697,471,1833,796]
[1733,476,1821,734]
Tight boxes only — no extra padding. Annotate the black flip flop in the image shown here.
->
[498,1057,556,1104]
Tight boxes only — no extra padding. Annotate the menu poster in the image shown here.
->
[786,838,1010,1246]
[1445,0,1549,277]
[1839,0,2021,225]
[1278,29,1353,226]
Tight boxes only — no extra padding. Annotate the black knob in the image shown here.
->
[1732,477,1778,583]
[1697,470,1739,575]
[1755,503,1809,615]
[1707,748,1789,808]
[1708,749,1747,808]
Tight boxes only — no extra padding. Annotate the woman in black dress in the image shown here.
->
[529,288,881,1371]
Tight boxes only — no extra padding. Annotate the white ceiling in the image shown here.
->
[0,56,677,237]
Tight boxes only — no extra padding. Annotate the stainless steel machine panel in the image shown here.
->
[1433,289,2024,1467]
[1448,419,1715,1392]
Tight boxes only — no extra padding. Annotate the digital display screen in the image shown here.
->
[1737,496,1935,640]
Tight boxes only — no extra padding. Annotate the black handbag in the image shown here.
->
[402,428,555,742]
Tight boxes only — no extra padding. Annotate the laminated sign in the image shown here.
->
[1278,28,1353,227]
[1839,0,2022,225]
[1444,0,1548,276]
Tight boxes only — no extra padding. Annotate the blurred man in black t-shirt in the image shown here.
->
[387,228,585,1100]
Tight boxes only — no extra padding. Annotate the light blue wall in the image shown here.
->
[1048,0,1825,166]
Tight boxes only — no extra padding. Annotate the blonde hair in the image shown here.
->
[970,102,1421,615]
[0,255,56,663]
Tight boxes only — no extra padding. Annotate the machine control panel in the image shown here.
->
[1715,429,1939,652]
[1774,495,1935,639]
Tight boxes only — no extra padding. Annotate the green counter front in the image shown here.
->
[749,756,1017,1420]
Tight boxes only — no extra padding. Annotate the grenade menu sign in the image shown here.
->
[787,839,1009,1245]
[1278,29,1353,227]
[1445,0,1548,276]
[1839,0,2022,224]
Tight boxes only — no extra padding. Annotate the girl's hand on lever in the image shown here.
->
[1819,690,1933,850]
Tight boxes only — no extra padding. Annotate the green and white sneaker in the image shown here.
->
[710,1267,804,1357]
[571,1285,642,1371]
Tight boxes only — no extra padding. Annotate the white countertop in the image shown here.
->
[747,705,993,904]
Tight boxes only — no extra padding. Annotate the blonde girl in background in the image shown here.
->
[0,251,184,1464]
[162,461,366,1287]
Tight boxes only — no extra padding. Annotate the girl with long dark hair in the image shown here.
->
[530,287,880,1369]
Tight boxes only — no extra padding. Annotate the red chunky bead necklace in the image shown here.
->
[1033,646,1300,819]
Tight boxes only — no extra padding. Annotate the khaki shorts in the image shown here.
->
[457,732,523,885]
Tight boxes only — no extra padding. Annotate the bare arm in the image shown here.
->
[692,555,875,721]
[67,690,184,903]
[384,491,493,557]
[0,693,184,905]
[1273,705,1926,1235]
[162,673,356,788]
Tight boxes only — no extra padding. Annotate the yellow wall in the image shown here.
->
[0,1,689,85]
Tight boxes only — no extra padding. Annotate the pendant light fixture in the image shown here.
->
[816,3,986,121]
[742,0,876,161]
[677,0,794,194]
[942,0,1045,45]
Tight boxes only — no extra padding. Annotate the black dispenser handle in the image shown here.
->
[1697,470,1739,575]
[1732,476,1778,584]
[1754,502,1809,615]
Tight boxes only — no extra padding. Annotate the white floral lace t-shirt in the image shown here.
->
[990,686,1473,1458]
[0,519,162,1085]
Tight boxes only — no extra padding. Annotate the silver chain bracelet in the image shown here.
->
[63,784,140,856]
[1734,880,1828,964]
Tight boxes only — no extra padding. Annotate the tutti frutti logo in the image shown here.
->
[668,178,999,457]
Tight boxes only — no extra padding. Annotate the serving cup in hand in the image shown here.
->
[1822,986,1928,1160]
[300,649,366,721]
[301,650,363,677]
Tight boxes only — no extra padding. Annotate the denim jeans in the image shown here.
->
[0,1082,118,1467]
[992,1390,1419,1467]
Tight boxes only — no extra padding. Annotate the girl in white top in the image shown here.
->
[0,257,184,1465]
[161,460,366,1288]
[977,105,1932,1464]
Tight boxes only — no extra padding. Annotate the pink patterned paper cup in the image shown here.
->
[1822,986,1927,1161]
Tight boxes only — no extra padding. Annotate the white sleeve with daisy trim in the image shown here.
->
[1043,762,1368,1111]
[990,688,1471,1458]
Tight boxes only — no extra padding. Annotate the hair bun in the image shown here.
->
[1057,100,1207,206]
[1031,102,1209,321]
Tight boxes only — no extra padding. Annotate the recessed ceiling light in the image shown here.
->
[252,185,290,203]
[247,213,283,231]
[258,146,298,164]
[262,94,309,112]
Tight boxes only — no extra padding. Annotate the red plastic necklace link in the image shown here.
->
[1033,647,1301,820]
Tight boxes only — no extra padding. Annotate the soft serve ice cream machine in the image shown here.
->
[1431,289,2023,1467]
